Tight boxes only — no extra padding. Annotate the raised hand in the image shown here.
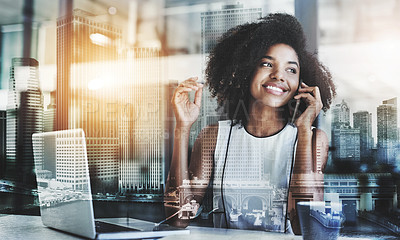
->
[171,77,204,128]
[293,82,323,131]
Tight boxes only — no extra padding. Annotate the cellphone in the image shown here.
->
[290,79,303,124]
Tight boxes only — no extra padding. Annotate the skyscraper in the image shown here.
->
[331,99,350,128]
[6,58,43,185]
[190,3,262,149]
[200,3,262,54]
[32,129,90,191]
[332,127,361,162]
[353,111,373,161]
[56,9,122,193]
[56,130,90,191]
[56,9,121,131]
[377,98,398,164]
[331,100,360,162]
[118,48,165,196]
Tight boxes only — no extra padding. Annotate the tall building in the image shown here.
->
[200,3,262,54]
[56,130,90,191]
[56,9,121,131]
[331,100,360,162]
[56,9,122,193]
[32,129,90,191]
[353,111,373,161]
[332,127,361,162]
[0,110,6,179]
[6,58,43,185]
[377,98,398,164]
[118,48,165,196]
[189,4,262,148]
[331,99,350,128]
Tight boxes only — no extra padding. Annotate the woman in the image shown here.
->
[165,13,335,234]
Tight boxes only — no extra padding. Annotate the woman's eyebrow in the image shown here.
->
[288,61,299,67]
[261,55,274,60]
[261,56,299,67]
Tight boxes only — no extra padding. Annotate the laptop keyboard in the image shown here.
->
[95,220,140,233]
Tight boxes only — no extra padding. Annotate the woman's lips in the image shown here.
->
[262,84,286,95]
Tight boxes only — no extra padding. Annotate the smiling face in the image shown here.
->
[249,43,300,109]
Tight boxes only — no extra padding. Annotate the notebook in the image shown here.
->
[32,129,189,239]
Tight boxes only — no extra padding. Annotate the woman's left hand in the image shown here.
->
[293,82,323,131]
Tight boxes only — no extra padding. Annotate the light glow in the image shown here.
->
[90,33,112,46]
[88,72,114,91]
[108,6,117,15]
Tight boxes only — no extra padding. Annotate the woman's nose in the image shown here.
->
[270,68,284,81]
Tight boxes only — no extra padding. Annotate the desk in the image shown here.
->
[0,214,370,240]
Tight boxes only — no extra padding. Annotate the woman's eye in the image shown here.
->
[287,68,297,74]
[261,62,272,67]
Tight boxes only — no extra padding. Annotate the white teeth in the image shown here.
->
[265,85,283,92]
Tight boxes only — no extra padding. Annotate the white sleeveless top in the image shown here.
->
[212,120,298,232]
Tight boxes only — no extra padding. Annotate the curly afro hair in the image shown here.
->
[206,13,336,127]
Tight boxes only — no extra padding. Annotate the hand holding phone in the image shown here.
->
[291,80,324,129]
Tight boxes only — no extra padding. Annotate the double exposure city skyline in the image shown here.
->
[0,1,400,194]
[1,1,400,237]
[330,97,399,169]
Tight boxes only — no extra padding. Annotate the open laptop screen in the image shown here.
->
[33,129,97,239]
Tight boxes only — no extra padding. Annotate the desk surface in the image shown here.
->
[0,214,370,240]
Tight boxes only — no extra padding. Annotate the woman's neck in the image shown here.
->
[245,102,287,137]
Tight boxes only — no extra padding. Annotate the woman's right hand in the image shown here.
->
[172,77,204,128]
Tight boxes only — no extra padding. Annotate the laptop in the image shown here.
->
[32,129,189,239]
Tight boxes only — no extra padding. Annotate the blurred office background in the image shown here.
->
[0,0,400,238]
